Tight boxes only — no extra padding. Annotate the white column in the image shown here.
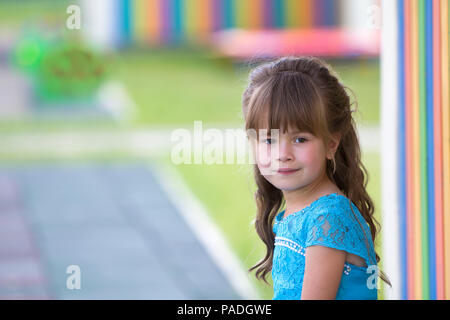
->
[341,0,379,30]
[380,0,401,300]
[80,0,117,51]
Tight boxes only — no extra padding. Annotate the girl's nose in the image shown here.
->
[276,140,293,162]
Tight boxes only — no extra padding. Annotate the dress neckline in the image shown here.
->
[275,192,348,224]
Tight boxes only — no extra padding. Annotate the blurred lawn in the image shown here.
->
[1,48,379,131]
[110,48,247,127]
[0,0,71,27]
[110,49,380,127]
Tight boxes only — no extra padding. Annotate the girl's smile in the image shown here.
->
[277,168,301,175]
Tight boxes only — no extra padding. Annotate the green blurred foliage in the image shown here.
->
[37,42,106,100]
[13,32,108,103]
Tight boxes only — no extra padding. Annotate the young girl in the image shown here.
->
[242,56,391,300]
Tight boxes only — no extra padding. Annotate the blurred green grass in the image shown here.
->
[110,49,380,127]
[109,48,248,126]
[1,48,379,131]
[0,0,71,27]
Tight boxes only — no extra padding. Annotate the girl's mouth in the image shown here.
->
[277,168,300,175]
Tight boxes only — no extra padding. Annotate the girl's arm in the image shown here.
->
[301,245,346,300]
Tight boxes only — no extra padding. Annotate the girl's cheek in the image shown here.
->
[249,140,271,167]
[302,144,326,167]
[257,145,282,176]
[255,143,272,167]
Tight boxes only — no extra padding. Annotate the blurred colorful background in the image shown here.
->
[0,0,383,300]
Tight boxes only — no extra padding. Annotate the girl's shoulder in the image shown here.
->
[305,193,377,266]
[306,192,366,231]
[309,192,355,216]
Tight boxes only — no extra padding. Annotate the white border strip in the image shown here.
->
[1,125,378,158]
[381,0,401,300]
[149,162,260,300]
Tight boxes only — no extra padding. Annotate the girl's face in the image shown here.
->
[254,128,329,192]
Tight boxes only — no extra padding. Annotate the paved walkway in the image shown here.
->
[0,163,245,299]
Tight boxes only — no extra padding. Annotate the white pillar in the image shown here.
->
[341,0,379,30]
[380,0,401,300]
[80,0,117,51]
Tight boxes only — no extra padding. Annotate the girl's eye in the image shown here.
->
[263,138,275,144]
[295,137,307,143]
[260,138,306,144]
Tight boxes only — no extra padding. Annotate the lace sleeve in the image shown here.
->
[304,205,369,265]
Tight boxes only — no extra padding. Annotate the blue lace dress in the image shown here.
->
[272,193,378,300]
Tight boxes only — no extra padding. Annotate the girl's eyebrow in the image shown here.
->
[263,130,311,136]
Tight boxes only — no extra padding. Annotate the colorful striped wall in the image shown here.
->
[381,0,450,300]
[109,0,343,46]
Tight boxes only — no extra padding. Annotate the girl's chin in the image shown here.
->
[270,180,305,190]
[277,186,305,192]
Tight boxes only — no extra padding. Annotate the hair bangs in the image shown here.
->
[245,72,328,139]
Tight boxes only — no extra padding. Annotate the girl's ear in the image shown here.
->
[326,134,341,160]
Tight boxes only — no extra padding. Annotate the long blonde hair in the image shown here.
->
[242,56,391,287]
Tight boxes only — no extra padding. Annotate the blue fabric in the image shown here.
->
[272,193,378,300]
